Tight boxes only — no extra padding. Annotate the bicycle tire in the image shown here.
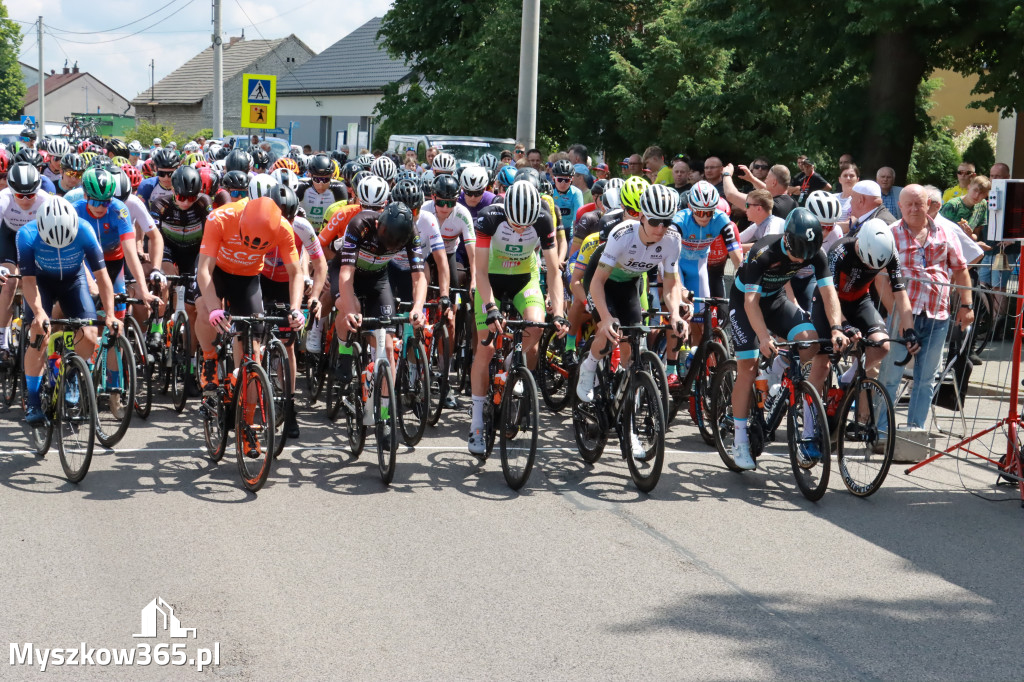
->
[695,341,729,446]
[450,312,472,394]
[235,362,276,493]
[95,333,136,448]
[638,349,670,425]
[124,317,153,419]
[788,380,831,501]
[711,325,734,357]
[56,355,97,483]
[1,322,21,407]
[624,370,666,492]
[262,337,290,460]
[374,358,398,485]
[28,375,55,458]
[836,377,895,497]
[500,366,539,490]
[18,314,29,412]
[572,389,607,463]
[397,337,429,446]
[344,342,365,457]
[537,328,572,413]
[710,359,747,472]
[426,323,449,426]
[325,338,343,422]
[170,312,190,413]
[202,390,228,463]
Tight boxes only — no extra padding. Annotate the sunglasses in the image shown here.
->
[175,194,198,202]
[64,170,82,178]
[751,164,769,170]
[554,176,572,183]
[957,171,974,176]
[157,170,174,177]
[646,217,671,227]
[14,192,36,200]
[130,151,141,156]
[514,150,524,155]
[312,175,331,183]
[692,209,715,218]
[464,190,483,197]
[435,199,456,208]
[229,189,247,197]
[86,198,109,207]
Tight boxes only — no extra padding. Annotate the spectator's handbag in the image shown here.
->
[993,245,1010,271]
[936,323,974,412]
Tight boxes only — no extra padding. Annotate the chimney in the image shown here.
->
[62,66,69,75]
[228,36,242,47]
[50,69,55,76]
[72,61,79,74]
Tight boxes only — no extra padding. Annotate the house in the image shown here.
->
[277,17,411,153]
[19,61,39,90]
[132,35,314,136]
[22,64,134,124]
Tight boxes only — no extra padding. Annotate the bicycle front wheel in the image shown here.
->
[374,358,398,485]
[538,328,572,413]
[836,377,895,497]
[125,317,153,419]
[201,391,228,462]
[262,337,290,459]
[397,337,429,446]
[638,349,670,424]
[235,363,276,492]
[500,366,539,490]
[57,355,97,483]
[787,380,831,501]
[170,313,191,413]
[426,324,449,426]
[695,341,729,446]
[95,334,136,448]
[624,370,666,493]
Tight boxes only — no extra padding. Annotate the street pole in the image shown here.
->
[515,0,539,150]
[37,17,44,134]
[212,0,223,138]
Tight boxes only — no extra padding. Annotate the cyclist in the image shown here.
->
[297,154,348,230]
[468,181,568,456]
[0,162,50,353]
[567,188,624,355]
[550,158,584,239]
[112,167,167,323]
[19,196,120,425]
[458,166,495,220]
[727,207,849,471]
[54,153,86,197]
[222,170,249,203]
[16,150,57,194]
[574,179,606,228]
[431,152,457,176]
[789,190,845,312]
[137,148,180,212]
[43,139,71,184]
[371,156,399,187]
[388,179,448,305]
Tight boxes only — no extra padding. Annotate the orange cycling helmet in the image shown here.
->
[239,197,282,251]
[271,157,299,174]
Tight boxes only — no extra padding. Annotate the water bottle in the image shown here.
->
[610,345,621,373]
[683,350,694,375]
[826,386,844,417]
[362,361,374,404]
[493,370,506,404]
[174,285,186,314]
[47,352,60,385]
[754,369,769,409]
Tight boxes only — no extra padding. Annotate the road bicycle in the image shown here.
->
[260,302,296,460]
[92,308,137,448]
[447,286,474,400]
[394,300,434,446]
[0,275,24,409]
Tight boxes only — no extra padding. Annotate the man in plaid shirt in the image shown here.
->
[877,184,974,432]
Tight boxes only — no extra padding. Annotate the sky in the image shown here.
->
[8,0,394,107]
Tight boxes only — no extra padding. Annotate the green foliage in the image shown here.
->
[123,121,190,148]
[955,125,996,172]
[0,4,26,122]
[190,128,235,141]
[907,121,961,189]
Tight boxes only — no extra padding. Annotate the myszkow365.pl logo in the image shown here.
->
[10,597,220,673]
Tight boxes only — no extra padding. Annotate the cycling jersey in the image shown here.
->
[124,193,157,233]
[572,231,602,274]
[262,215,322,282]
[392,210,444,271]
[73,198,134,260]
[551,185,584,231]
[137,177,174,212]
[39,176,56,195]
[598,220,681,283]
[735,234,832,297]
[458,190,496,221]
[323,198,356,227]
[541,193,561,230]
[474,203,556,275]
[575,201,597,227]
[152,194,212,248]
[572,209,603,244]
[297,181,348,229]
[828,236,905,302]
[60,186,84,204]
[43,166,61,184]
[53,180,78,197]
[17,217,104,279]
[707,223,739,268]
[0,188,48,232]
[318,203,361,250]
[422,200,475,255]
[339,210,424,274]
[672,208,739,262]
[200,200,299,277]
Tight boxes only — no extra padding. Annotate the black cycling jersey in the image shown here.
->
[339,209,423,274]
[597,208,626,241]
[736,234,831,297]
[828,236,905,302]
[573,209,604,243]
[151,194,212,248]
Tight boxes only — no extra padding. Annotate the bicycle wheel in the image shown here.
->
[201,390,228,462]
[500,366,539,490]
[325,338,343,422]
[125,317,153,419]
[397,337,429,446]
[836,377,895,497]
[94,333,136,448]
[56,355,97,483]
[572,388,607,463]
[695,341,728,446]
[262,337,290,459]
[374,358,398,485]
[1,324,21,408]
[170,313,190,413]
[638,350,670,425]
[28,377,55,457]
[450,313,472,394]
[235,362,276,492]
[426,323,449,426]
[787,380,831,501]
[624,371,666,492]
[537,328,572,413]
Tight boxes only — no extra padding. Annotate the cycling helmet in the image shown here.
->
[239,197,283,251]
[496,165,517,190]
[225,149,252,173]
[0,150,9,174]
[396,169,418,183]
[248,173,279,200]
[127,140,144,154]
[330,150,349,166]
[419,174,435,199]
[87,155,113,170]
[110,155,131,168]
[805,190,843,225]
[222,170,249,192]
[121,163,142,190]
[171,165,203,198]
[182,141,200,154]
[106,139,129,158]
[551,159,573,178]
[687,180,720,210]
[391,178,424,212]
[504,181,542,226]
[591,179,607,197]
[350,170,371,198]
[539,178,553,195]
[376,202,415,252]
[250,149,270,171]
[272,157,299,174]
[198,167,220,196]
[8,162,41,194]
[153,148,180,170]
[37,196,78,248]
[82,167,117,201]
[15,149,44,169]
[268,184,300,222]
[605,177,625,192]
[307,153,333,177]
[601,187,621,211]
[619,176,650,213]
[433,174,460,201]
[855,218,895,269]
[332,159,343,180]
[370,155,398,183]
[477,153,498,177]
[20,127,36,141]
[61,153,86,172]
[420,169,435,185]
[640,184,677,221]
[460,166,489,192]
[112,168,133,202]
[782,207,824,260]
[141,158,156,178]
[340,161,360,184]
[665,187,681,212]
[356,175,390,209]
[432,152,457,174]
[49,139,71,158]
[355,154,374,170]
[270,167,300,192]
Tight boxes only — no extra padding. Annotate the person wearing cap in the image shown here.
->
[876,166,902,219]
[152,138,162,150]
[789,157,831,205]
[846,179,895,236]
[591,162,610,181]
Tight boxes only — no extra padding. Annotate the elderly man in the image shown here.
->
[943,161,976,202]
[703,156,725,192]
[624,153,643,177]
[722,163,796,219]
[876,166,902,219]
[846,180,896,235]
[876,185,973,433]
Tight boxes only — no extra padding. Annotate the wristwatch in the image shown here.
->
[960,303,973,309]
[722,171,732,177]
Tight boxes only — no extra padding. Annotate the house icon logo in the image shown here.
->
[133,597,197,639]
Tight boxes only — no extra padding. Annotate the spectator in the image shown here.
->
[569,144,592,182]
[425,146,439,170]
[371,149,383,157]
[250,134,260,146]
[834,163,860,221]
[687,158,704,186]
[513,144,526,161]
[404,148,418,167]
[591,162,610,180]
[736,189,783,248]
[195,136,206,149]
[939,174,991,235]
[876,166,902,219]
[790,157,832,204]
[943,161,976,202]
[877,184,972,433]
[671,159,691,193]
[703,156,725,192]
[722,163,796,220]
[303,144,313,155]
[923,185,984,266]
[625,153,643,177]
[500,150,514,165]
[983,163,1016,330]
[527,148,545,174]
[847,180,895,235]
[748,157,771,184]
[642,146,673,185]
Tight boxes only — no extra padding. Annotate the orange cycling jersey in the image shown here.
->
[200,198,299,277]
[318,202,361,250]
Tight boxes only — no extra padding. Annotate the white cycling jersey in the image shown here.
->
[125,194,157,234]
[599,220,681,282]
[0,188,49,232]
[422,200,475,255]
[392,210,445,271]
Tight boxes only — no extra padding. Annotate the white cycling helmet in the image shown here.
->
[601,187,621,210]
[270,167,300,192]
[477,153,499,177]
[183,141,200,154]
[212,159,226,173]
[37,196,78,249]
[504,181,542,226]
[687,180,720,210]
[639,184,678,221]
[605,177,625,192]
[370,155,398,183]
[805,190,843,225]
[460,166,489,192]
[248,173,279,200]
[855,218,895,269]
[355,154,375,170]
[432,152,457,174]
[357,174,390,208]
[128,140,143,153]
[48,138,71,158]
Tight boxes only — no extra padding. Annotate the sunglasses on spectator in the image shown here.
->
[646,217,671,227]
[14,192,36,200]
[86,198,109,208]
[751,164,769,170]
[312,175,331,183]
[435,199,456,208]
[157,170,174,177]
[692,209,715,218]
[514,149,525,155]
[554,176,572,183]
[464,190,483,197]
[957,170,973,176]
[175,194,198,202]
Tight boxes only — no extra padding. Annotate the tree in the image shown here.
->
[0,3,26,122]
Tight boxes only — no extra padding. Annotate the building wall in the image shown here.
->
[135,103,207,134]
[278,94,383,152]
[29,74,135,124]
[20,63,39,89]
[928,69,1000,132]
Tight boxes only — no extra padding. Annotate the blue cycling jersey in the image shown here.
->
[39,176,56,195]
[17,218,105,279]
[672,208,738,262]
[551,186,584,232]
[73,198,134,258]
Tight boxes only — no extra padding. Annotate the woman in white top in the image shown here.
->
[833,163,860,223]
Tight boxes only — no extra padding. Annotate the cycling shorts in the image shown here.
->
[388,262,413,307]
[473,271,543,331]
[812,294,885,354]
[679,258,710,323]
[728,284,815,360]
[23,267,97,326]
[587,277,644,327]
[163,243,201,305]
[103,257,127,318]
[200,267,265,339]
[260,275,290,306]
[0,228,16,265]
[354,268,397,332]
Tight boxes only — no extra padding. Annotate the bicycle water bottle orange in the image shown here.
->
[754,370,769,409]
[362,361,374,403]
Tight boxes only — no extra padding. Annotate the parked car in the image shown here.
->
[223,134,290,158]
[387,134,517,165]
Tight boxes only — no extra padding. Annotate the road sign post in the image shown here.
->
[241,74,277,130]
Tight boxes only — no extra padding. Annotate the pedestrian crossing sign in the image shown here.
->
[241,73,276,129]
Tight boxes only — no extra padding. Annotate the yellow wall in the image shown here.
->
[928,69,1000,131]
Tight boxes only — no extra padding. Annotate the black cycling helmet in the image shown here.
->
[433,174,460,201]
[391,178,424,212]
[20,127,36,141]
[251,148,270,170]
[591,178,607,197]
[308,153,333,177]
[514,167,541,191]
[15,148,44,169]
[294,155,308,175]
[8,162,41,194]
[225,149,252,173]
[330,150,348,166]
[376,202,415,252]
[268,184,299,222]
[61,152,85,172]
[551,159,573,178]
[539,178,553,195]
[351,170,371,198]
[341,161,360,184]
[105,139,129,158]
[222,169,249,192]
[171,165,202,198]
[153,148,180,170]
[782,207,824,260]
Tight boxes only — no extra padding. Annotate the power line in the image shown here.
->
[45,1,183,35]
[44,31,73,64]
[231,0,321,107]
[37,0,197,45]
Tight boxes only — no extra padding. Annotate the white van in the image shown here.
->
[387,135,516,165]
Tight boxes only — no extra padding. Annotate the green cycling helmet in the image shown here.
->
[619,175,650,214]
[82,167,117,201]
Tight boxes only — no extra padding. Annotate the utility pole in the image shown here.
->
[212,0,223,138]
[37,17,44,133]
[515,0,540,150]
[150,59,155,122]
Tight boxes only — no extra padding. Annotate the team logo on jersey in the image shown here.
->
[655,246,662,253]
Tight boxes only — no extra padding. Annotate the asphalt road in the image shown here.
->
[0,367,1022,680]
